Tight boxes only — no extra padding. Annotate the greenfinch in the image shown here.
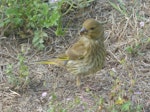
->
[37,18,106,86]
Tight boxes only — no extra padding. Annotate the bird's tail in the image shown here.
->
[35,56,69,66]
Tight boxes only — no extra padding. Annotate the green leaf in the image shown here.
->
[32,30,47,50]
[13,18,23,25]
[108,0,127,17]
[1,0,64,49]
[125,46,133,53]
[5,8,19,15]
[55,27,64,36]
[121,101,131,111]
[50,9,61,26]
[32,32,40,44]
[41,31,48,37]
[0,22,5,27]
[111,108,118,112]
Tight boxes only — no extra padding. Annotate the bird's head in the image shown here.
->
[80,18,103,39]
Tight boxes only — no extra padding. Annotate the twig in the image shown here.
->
[107,50,121,63]
[9,89,21,97]
[0,52,18,61]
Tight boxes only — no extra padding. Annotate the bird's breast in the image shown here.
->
[66,40,106,76]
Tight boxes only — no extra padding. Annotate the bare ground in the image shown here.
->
[0,0,150,112]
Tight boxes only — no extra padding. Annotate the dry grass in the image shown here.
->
[0,0,150,112]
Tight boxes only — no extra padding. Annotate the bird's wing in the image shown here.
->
[66,39,88,60]
[57,53,69,60]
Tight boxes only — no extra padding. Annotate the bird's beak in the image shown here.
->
[80,27,88,35]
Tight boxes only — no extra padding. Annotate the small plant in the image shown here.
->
[5,64,16,85]
[125,44,140,56]
[108,0,128,17]
[5,48,29,90]
[125,36,149,56]
[104,72,143,112]
[17,53,29,86]
[115,100,142,112]
[0,0,64,50]
[47,93,67,112]
[32,30,48,50]
[0,0,95,50]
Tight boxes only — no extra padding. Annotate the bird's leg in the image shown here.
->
[76,75,81,87]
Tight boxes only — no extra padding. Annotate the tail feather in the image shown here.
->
[35,57,69,66]
[36,61,57,65]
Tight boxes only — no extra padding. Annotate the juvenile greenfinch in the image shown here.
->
[37,18,106,86]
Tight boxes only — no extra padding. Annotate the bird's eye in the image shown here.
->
[90,27,94,30]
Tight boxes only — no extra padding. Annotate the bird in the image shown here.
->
[36,18,106,86]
